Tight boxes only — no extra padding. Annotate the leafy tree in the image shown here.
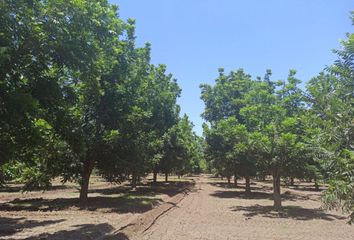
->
[245,72,306,209]
[306,13,354,222]
[202,68,307,208]
[204,118,238,184]
[200,68,256,186]
[0,0,184,202]
[159,115,201,181]
[200,68,253,124]
[204,117,257,192]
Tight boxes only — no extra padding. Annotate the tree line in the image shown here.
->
[0,0,203,202]
[200,13,353,221]
[0,0,353,224]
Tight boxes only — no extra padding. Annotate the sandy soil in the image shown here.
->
[140,176,354,240]
[0,175,191,240]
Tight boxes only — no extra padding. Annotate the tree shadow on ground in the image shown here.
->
[230,204,347,221]
[210,189,311,201]
[90,181,193,198]
[0,217,65,237]
[24,223,116,240]
[0,181,194,214]
[0,195,161,214]
[287,185,324,192]
[0,184,72,193]
[114,232,130,240]
[208,182,244,189]
[208,181,273,191]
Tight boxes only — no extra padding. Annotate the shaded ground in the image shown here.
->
[0,175,192,240]
[140,176,354,240]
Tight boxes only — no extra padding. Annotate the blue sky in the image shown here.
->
[110,0,353,135]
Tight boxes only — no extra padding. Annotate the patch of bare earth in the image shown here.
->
[0,175,192,240]
[140,175,354,240]
[1,175,353,240]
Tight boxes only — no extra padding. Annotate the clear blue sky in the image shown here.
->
[110,0,353,136]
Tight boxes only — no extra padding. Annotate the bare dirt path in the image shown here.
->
[140,175,354,240]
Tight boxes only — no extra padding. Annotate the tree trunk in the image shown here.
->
[314,175,319,191]
[290,177,294,186]
[272,168,282,210]
[227,176,231,184]
[153,171,157,183]
[79,159,94,203]
[245,175,251,194]
[165,172,168,182]
[131,173,137,189]
[234,175,238,187]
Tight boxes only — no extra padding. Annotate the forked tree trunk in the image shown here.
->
[165,172,168,182]
[79,159,94,203]
[272,168,282,210]
[245,175,251,194]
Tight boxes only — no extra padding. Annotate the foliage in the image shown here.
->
[202,68,316,206]
[0,0,199,201]
[159,115,202,178]
[307,13,354,223]
[200,12,353,218]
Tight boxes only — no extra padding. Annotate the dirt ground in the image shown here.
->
[0,175,191,240]
[0,175,353,240]
[139,176,354,240]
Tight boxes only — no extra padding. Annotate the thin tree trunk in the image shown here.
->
[153,171,157,183]
[165,172,168,182]
[131,173,137,189]
[290,177,294,186]
[79,159,93,203]
[272,168,281,210]
[314,175,319,191]
[245,175,251,194]
[227,176,231,184]
[234,175,238,187]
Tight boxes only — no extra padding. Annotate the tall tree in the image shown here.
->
[202,68,307,208]
[0,0,183,202]
[159,115,201,181]
[306,13,354,222]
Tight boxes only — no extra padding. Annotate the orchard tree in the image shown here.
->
[202,68,307,208]
[200,68,254,183]
[243,71,306,209]
[0,0,184,202]
[159,115,201,182]
[204,117,257,192]
[306,13,354,221]
[200,68,253,124]
[204,118,239,184]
